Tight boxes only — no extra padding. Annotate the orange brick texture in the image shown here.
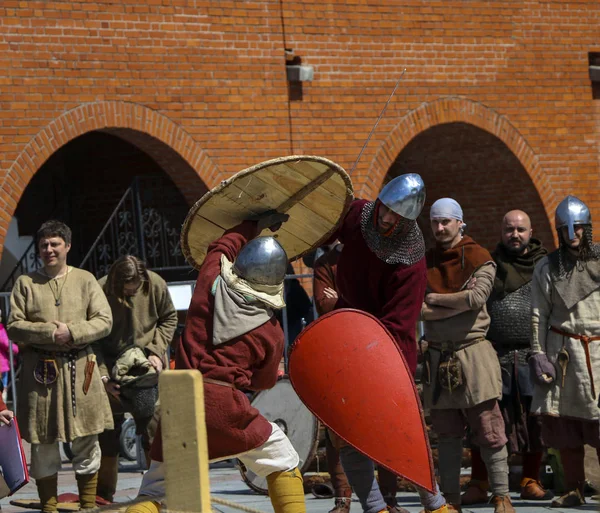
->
[1,0,599,255]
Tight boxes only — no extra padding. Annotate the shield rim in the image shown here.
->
[180,155,354,270]
[238,378,321,494]
[288,308,436,493]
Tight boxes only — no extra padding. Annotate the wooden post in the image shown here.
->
[159,370,211,513]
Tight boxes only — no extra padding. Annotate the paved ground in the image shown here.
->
[2,449,598,513]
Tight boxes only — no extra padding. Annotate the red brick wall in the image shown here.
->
[1,0,599,254]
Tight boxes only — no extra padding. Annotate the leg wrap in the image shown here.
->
[266,467,307,513]
[437,437,463,505]
[480,445,509,497]
[418,482,446,511]
[339,445,386,513]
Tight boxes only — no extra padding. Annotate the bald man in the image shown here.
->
[462,210,551,505]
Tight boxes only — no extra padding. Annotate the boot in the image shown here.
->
[125,500,161,513]
[490,495,515,513]
[96,456,119,503]
[266,467,306,513]
[520,477,553,500]
[76,473,98,510]
[551,489,585,508]
[419,504,458,513]
[460,479,489,505]
[328,497,351,513]
[36,474,58,513]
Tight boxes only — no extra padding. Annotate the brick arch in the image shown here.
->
[3,101,220,218]
[364,97,558,221]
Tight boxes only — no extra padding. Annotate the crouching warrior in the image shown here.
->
[530,196,600,508]
[126,213,307,513]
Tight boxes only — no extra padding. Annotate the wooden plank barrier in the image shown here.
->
[160,370,211,513]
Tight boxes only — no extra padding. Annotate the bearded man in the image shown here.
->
[421,199,513,513]
[529,195,600,507]
[462,210,551,504]
[323,174,448,513]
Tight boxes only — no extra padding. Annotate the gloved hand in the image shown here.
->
[528,352,556,385]
[256,210,290,232]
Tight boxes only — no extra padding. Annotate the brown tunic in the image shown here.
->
[150,222,284,462]
[7,267,114,444]
[313,245,341,316]
[95,270,178,376]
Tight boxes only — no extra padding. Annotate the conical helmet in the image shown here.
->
[555,195,591,240]
[233,236,288,286]
[378,173,426,221]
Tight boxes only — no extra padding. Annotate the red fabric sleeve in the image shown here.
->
[247,326,285,391]
[380,259,427,375]
[204,221,260,264]
[323,199,367,246]
[0,395,7,411]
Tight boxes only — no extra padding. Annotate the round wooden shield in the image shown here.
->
[238,378,320,494]
[181,155,353,269]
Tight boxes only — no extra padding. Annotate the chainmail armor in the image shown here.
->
[487,282,532,352]
[360,200,425,265]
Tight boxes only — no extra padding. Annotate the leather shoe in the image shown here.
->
[520,478,553,500]
[551,489,585,508]
[490,495,515,513]
[461,481,489,505]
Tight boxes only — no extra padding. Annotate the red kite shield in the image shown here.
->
[288,309,435,493]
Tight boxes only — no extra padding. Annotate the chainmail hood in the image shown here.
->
[360,200,425,265]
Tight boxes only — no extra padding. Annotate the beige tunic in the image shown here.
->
[531,256,600,421]
[7,267,114,444]
[95,271,178,376]
[423,262,503,410]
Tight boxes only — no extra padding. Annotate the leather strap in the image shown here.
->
[203,377,236,389]
[550,326,600,397]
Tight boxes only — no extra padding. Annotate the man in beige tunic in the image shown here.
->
[7,220,113,512]
[95,255,177,503]
[530,195,600,508]
[421,199,512,513]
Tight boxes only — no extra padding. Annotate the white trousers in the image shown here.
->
[30,435,101,480]
[139,422,299,498]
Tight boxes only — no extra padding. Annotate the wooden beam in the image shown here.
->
[160,370,211,513]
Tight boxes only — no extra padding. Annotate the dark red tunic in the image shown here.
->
[331,199,427,375]
[150,222,284,462]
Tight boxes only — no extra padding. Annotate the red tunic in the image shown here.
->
[0,395,6,411]
[331,199,427,375]
[150,222,284,461]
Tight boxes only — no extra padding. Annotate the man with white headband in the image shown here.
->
[421,198,513,513]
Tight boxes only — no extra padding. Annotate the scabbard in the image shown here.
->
[83,359,95,395]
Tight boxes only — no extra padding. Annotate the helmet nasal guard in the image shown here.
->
[555,195,591,240]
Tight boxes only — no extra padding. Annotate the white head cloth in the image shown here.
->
[430,198,464,221]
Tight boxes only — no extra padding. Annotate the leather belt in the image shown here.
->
[550,326,600,397]
[203,377,236,389]
[33,347,85,416]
